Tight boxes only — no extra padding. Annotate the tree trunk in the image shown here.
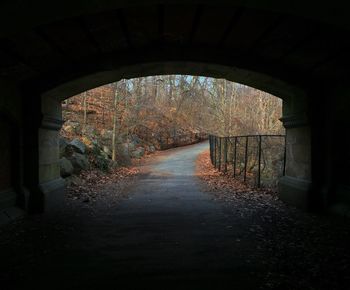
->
[82,91,87,134]
[112,85,119,161]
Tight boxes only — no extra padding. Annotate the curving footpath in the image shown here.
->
[7,142,265,290]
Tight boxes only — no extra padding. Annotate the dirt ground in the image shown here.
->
[196,150,350,289]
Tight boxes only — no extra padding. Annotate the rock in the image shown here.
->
[59,157,74,177]
[63,125,74,133]
[123,142,135,152]
[110,160,119,169]
[95,155,111,171]
[62,121,80,133]
[81,136,94,150]
[65,175,83,186]
[100,129,113,140]
[59,138,68,158]
[115,144,131,165]
[139,147,145,155]
[131,147,145,158]
[59,137,68,148]
[120,143,129,155]
[69,139,86,154]
[68,153,89,174]
[102,145,111,157]
[149,145,156,153]
[131,134,142,144]
[99,150,109,160]
[89,140,102,155]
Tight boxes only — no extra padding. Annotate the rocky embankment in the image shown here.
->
[59,120,207,187]
[59,136,155,185]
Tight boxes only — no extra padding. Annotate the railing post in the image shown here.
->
[224,137,228,172]
[233,136,237,177]
[214,136,217,168]
[258,135,262,188]
[209,135,212,164]
[211,135,214,164]
[244,136,248,182]
[209,134,286,190]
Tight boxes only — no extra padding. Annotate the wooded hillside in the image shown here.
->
[61,75,284,164]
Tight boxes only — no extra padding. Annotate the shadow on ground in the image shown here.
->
[0,142,349,290]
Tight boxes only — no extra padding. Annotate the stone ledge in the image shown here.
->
[278,176,311,209]
[39,178,66,212]
[280,114,308,128]
[41,115,64,131]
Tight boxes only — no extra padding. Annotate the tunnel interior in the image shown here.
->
[0,1,349,218]
[0,1,350,289]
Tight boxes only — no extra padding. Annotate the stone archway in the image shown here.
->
[34,61,311,212]
[0,1,349,215]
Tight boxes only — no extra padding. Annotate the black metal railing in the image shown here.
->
[209,134,286,189]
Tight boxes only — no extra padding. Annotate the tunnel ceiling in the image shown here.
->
[0,2,349,94]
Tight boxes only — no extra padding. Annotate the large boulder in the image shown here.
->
[68,153,89,174]
[118,143,128,156]
[115,144,131,165]
[59,157,74,177]
[131,147,145,158]
[130,134,142,144]
[69,139,86,154]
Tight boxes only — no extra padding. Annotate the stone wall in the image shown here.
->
[0,78,25,223]
[278,94,312,209]
[284,127,311,180]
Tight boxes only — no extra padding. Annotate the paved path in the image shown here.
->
[7,142,266,290]
[3,142,350,290]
